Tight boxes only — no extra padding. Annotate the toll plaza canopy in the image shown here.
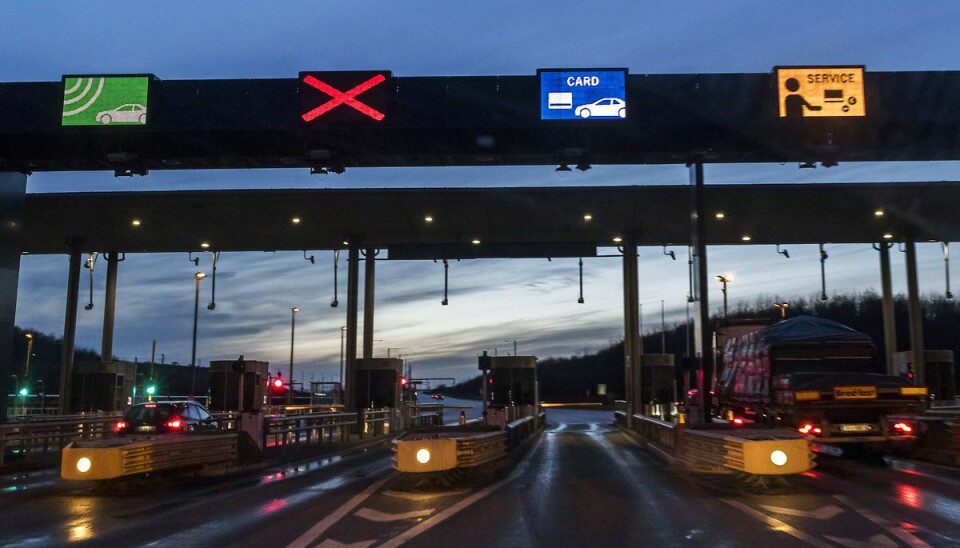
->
[2,69,960,172]
[21,182,960,257]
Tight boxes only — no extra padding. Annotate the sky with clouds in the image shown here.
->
[5,1,960,384]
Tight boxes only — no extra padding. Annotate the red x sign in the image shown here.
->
[301,73,387,122]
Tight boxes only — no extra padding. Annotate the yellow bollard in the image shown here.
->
[459,411,466,425]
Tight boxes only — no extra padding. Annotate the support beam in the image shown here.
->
[0,172,26,423]
[60,240,83,414]
[345,244,360,411]
[100,252,119,364]
[363,248,376,360]
[904,239,926,386]
[878,243,897,375]
[690,163,714,420]
[622,240,639,427]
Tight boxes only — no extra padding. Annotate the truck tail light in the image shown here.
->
[798,423,822,435]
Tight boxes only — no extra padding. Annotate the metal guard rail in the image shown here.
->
[264,412,358,449]
[456,431,508,467]
[0,415,119,467]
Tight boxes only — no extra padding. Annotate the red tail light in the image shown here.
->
[114,420,128,432]
[164,417,184,430]
[893,422,913,434]
[798,423,822,435]
[732,418,744,426]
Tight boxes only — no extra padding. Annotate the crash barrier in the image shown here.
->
[62,433,237,481]
[0,414,119,467]
[360,408,392,438]
[263,412,358,450]
[392,412,544,473]
[403,403,444,429]
[631,414,814,476]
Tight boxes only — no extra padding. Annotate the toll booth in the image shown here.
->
[636,354,675,419]
[70,361,137,413]
[479,351,538,427]
[355,358,404,409]
[895,350,956,402]
[208,356,269,412]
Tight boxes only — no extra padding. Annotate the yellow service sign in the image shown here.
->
[833,385,877,400]
[776,67,865,118]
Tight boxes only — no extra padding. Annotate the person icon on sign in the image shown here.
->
[784,78,822,118]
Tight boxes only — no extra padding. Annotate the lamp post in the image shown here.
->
[289,307,299,405]
[339,326,347,386]
[774,302,790,319]
[715,274,734,319]
[190,271,206,398]
[504,339,517,356]
[23,333,33,377]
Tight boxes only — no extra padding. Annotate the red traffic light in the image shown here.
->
[399,376,408,386]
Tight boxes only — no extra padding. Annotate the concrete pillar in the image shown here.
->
[622,241,639,426]
[878,243,897,375]
[0,172,27,423]
[100,252,119,364]
[363,248,375,360]
[60,240,83,414]
[904,239,926,386]
[690,163,713,420]
[345,245,360,411]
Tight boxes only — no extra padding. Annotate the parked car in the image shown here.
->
[431,393,445,400]
[114,401,220,435]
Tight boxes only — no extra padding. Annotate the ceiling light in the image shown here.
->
[291,217,301,224]
[715,212,725,220]
[131,219,141,226]
[883,233,894,240]
[741,235,752,241]
[874,209,885,217]
[200,242,210,249]
[612,236,623,243]
[583,214,593,221]
[424,216,434,223]
[471,239,481,245]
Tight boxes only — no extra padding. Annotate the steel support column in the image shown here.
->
[59,240,83,414]
[345,245,360,411]
[0,172,26,423]
[690,163,713,420]
[622,240,640,427]
[904,239,926,386]
[363,248,375,360]
[100,252,119,364]
[878,242,897,375]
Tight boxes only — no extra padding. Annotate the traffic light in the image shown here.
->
[399,376,408,387]
[18,386,28,397]
[145,383,157,396]
[270,373,286,392]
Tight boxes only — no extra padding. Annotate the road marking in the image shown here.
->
[315,540,376,548]
[383,489,470,501]
[355,508,435,522]
[378,435,544,548]
[759,504,844,521]
[721,498,833,548]
[825,533,897,547]
[833,495,932,548]
[286,474,393,548]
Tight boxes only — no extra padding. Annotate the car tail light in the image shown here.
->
[798,423,822,435]
[893,422,913,434]
[164,417,184,430]
[732,418,744,426]
[114,420,128,432]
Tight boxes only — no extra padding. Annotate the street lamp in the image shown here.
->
[190,271,206,397]
[715,274,734,319]
[23,333,33,377]
[504,339,518,356]
[289,307,299,405]
[774,302,790,319]
[387,347,401,358]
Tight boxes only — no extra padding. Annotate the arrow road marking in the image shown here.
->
[286,474,392,548]
[354,508,435,523]
[759,504,844,520]
[834,495,932,548]
[721,499,833,548]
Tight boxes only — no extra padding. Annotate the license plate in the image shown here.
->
[137,425,156,432]
[839,423,872,433]
[834,385,877,400]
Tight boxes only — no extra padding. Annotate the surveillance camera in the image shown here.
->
[330,300,339,308]
[84,303,94,310]
[441,299,449,306]
[577,297,585,304]
[207,303,216,310]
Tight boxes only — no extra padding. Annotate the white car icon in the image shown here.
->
[96,104,147,125]
[574,98,626,119]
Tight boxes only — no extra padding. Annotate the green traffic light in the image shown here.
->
[146,385,156,395]
[18,387,28,397]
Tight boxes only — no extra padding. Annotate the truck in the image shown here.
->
[715,315,928,448]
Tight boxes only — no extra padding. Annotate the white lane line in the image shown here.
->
[286,474,393,548]
[378,435,544,548]
[833,495,932,548]
[721,498,833,548]
[759,504,845,521]
[354,508,435,523]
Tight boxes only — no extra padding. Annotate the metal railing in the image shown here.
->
[0,414,120,467]
[404,403,443,429]
[263,411,358,451]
